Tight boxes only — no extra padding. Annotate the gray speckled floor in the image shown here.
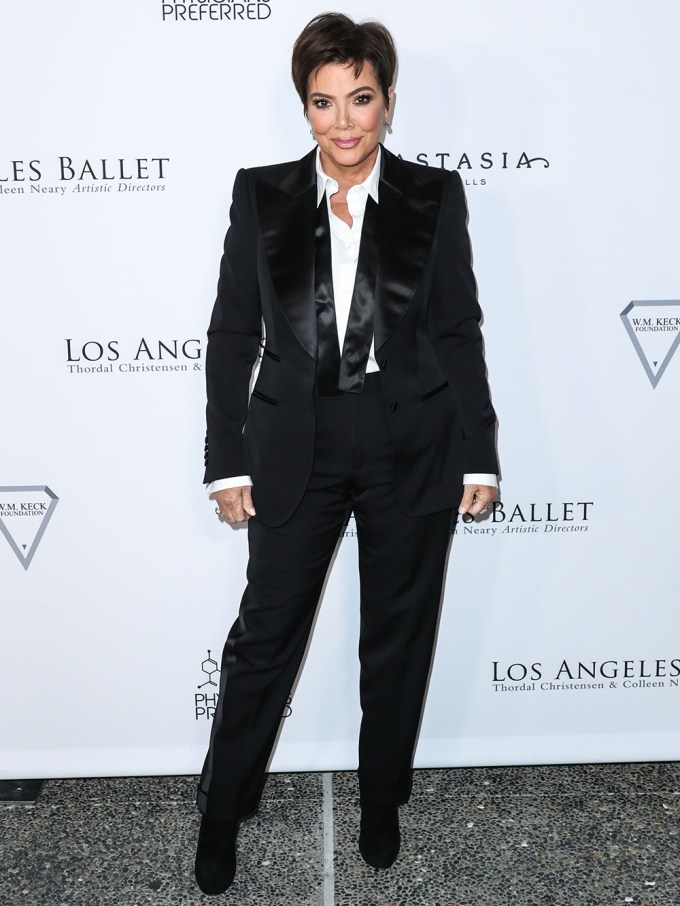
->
[1,764,679,905]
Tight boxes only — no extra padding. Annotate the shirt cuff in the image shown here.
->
[205,476,253,495]
[463,473,498,488]
[207,475,496,494]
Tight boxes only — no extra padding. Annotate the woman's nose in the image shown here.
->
[336,105,352,130]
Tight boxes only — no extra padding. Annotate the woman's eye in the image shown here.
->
[354,94,374,105]
[312,98,330,109]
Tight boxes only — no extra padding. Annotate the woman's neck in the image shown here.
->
[318,145,380,196]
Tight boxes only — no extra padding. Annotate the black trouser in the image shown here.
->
[197,373,453,820]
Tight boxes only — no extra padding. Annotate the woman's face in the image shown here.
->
[306,61,392,178]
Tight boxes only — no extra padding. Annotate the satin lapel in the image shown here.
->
[255,150,317,360]
[374,149,443,350]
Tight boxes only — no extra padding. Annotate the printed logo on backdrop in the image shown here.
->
[412,150,550,187]
[620,300,680,388]
[199,650,220,689]
[161,0,272,22]
[194,649,292,719]
[0,486,58,570]
[341,515,357,539]
[492,658,680,695]
[0,157,169,198]
[65,338,203,375]
[195,650,220,721]
[453,500,594,537]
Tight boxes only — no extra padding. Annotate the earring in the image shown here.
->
[310,127,315,138]
[384,121,392,133]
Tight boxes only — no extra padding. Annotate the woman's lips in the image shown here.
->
[332,137,361,149]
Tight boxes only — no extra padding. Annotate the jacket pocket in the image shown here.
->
[421,380,450,402]
[260,344,281,362]
[251,388,279,406]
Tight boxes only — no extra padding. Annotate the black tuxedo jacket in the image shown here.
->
[204,145,498,526]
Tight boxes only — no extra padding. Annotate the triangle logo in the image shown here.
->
[621,300,680,388]
[0,486,59,570]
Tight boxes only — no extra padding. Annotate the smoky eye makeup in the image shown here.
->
[309,89,378,109]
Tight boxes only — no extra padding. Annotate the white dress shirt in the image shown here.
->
[316,144,381,375]
[207,148,496,495]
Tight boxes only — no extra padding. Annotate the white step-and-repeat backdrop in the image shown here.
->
[2,1,679,778]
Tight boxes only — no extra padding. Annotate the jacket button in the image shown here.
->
[380,359,387,370]
[391,401,399,413]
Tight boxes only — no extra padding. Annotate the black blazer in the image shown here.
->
[204,145,498,526]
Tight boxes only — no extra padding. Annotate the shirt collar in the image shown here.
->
[315,145,381,207]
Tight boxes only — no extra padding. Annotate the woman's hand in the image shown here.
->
[458,484,497,517]
[213,486,256,524]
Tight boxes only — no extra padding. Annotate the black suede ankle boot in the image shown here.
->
[194,815,239,895]
[358,801,400,868]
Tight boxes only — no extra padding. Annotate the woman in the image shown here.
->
[196,12,498,895]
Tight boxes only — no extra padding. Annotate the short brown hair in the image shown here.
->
[291,13,397,109]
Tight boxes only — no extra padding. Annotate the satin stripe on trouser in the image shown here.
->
[197,373,453,820]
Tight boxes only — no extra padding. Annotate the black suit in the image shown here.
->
[204,146,497,522]
[198,146,498,820]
